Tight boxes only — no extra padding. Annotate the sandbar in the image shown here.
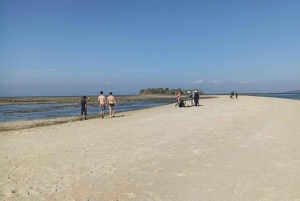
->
[1,95,300,200]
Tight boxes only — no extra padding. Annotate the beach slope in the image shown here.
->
[1,95,300,200]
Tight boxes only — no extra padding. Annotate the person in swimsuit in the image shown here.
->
[107,92,117,118]
[97,91,106,119]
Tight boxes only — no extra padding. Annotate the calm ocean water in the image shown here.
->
[0,98,175,123]
[249,93,300,100]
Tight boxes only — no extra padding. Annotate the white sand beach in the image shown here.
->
[1,95,300,201]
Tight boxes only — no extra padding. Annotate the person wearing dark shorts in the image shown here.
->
[107,92,117,118]
[194,90,200,106]
[80,96,87,120]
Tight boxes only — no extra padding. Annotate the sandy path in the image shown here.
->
[1,96,300,200]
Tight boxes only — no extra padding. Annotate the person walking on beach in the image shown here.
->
[107,92,117,118]
[175,91,182,107]
[98,91,107,119]
[236,92,238,99]
[80,96,87,120]
[194,90,200,106]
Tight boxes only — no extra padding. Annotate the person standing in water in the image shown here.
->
[107,92,117,118]
[98,91,106,119]
[80,96,87,120]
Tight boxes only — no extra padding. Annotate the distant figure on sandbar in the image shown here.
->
[236,92,238,99]
[80,96,87,120]
[98,91,106,119]
[107,92,117,118]
[230,91,235,98]
[192,91,195,106]
[187,91,192,107]
[194,90,200,106]
[175,91,182,107]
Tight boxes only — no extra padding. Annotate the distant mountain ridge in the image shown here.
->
[283,90,300,94]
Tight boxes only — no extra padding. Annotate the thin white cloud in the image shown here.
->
[103,82,110,85]
[148,82,157,85]
[209,80,221,84]
[195,80,204,83]
[240,81,253,84]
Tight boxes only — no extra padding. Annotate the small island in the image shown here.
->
[140,88,205,95]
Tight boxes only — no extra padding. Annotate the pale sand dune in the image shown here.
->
[1,95,300,200]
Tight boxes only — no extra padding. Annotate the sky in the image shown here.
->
[0,0,299,96]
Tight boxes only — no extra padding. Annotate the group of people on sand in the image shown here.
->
[80,91,117,121]
[230,91,238,99]
[175,90,200,108]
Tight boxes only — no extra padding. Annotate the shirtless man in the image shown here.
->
[97,91,106,119]
[107,92,117,118]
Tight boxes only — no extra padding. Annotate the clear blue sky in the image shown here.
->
[1,0,299,96]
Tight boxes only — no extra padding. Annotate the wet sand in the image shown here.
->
[1,95,300,200]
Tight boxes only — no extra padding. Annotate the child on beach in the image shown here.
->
[80,96,87,120]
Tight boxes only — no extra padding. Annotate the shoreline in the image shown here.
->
[0,106,168,133]
[0,95,217,132]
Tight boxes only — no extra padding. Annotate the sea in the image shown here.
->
[248,93,300,100]
[0,94,299,123]
[0,97,175,123]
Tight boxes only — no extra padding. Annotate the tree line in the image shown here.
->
[140,88,205,95]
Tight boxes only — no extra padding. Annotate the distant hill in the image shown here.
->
[283,90,300,94]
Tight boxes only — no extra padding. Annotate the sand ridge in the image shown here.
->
[1,95,300,200]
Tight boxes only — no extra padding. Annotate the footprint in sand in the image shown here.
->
[239,145,248,148]
[176,173,194,177]
[123,193,137,198]
[191,149,201,154]
[234,178,251,195]
[154,168,163,173]
[104,168,117,175]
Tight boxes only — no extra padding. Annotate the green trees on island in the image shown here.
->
[140,88,205,95]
